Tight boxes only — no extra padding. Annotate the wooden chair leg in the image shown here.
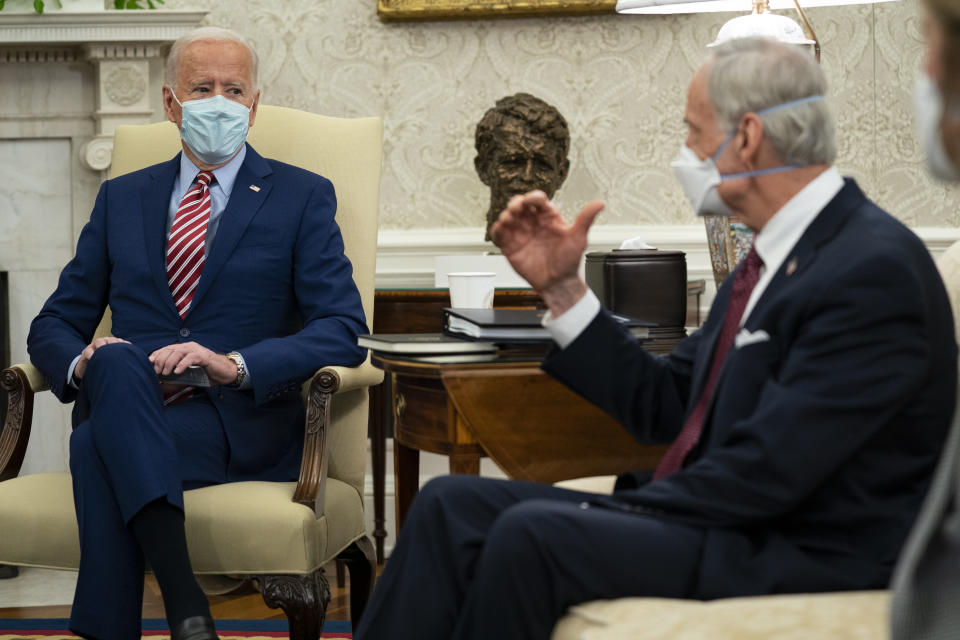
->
[335,558,346,588]
[260,570,330,640]
[338,535,377,625]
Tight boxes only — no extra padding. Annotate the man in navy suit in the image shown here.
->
[356,37,957,640]
[27,26,366,640]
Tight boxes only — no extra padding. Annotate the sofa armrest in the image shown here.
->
[552,591,889,640]
[0,364,46,481]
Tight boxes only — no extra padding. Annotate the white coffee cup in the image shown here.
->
[447,272,496,308]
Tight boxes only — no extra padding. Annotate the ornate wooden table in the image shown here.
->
[371,352,669,534]
[368,289,542,561]
[368,284,703,561]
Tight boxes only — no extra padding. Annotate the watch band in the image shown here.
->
[225,351,246,387]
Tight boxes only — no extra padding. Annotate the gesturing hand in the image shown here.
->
[149,342,238,387]
[490,190,604,315]
[73,337,132,380]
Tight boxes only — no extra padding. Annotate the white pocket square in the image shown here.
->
[735,328,770,349]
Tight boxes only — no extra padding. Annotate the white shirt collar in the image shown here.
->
[752,167,844,277]
[740,166,845,325]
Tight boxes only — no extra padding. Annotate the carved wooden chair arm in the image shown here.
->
[0,363,46,482]
[293,355,383,515]
[317,356,384,394]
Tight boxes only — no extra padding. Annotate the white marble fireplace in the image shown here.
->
[0,8,205,474]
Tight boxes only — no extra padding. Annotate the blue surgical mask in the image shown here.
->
[672,95,825,216]
[171,92,250,166]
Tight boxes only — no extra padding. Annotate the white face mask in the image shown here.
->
[671,95,825,217]
[671,145,735,217]
[914,72,960,182]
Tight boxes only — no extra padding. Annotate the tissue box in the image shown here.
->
[585,250,687,326]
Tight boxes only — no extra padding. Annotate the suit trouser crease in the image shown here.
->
[68,342,228,640]
[354,475,705,640]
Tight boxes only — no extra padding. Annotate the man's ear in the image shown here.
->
[475,155,492,186]
[248,89,260,129]
[162,85,180,127]
[736,112,766,168]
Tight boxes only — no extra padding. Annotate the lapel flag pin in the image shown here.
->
[249,185,261,192]
[786,257,798,276]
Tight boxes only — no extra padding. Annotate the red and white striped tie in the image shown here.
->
[167,170,214,318]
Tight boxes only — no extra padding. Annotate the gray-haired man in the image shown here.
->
[28,25,366,640]
[355,37,956,640]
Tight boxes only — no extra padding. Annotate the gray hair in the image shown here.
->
[706,37,835,166]
[165,26,260,90]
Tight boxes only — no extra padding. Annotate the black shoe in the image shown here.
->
[171,616,218,640]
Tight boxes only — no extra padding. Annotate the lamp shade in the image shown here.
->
[616,0,896,13]
[708,11,815,45]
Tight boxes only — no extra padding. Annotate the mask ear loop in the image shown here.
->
[168,88,184,108]
[715,95,827,180]
[710,132,736,164]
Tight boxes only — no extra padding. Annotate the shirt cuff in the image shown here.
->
[542,288,602,349]
[67,354,82,389]
[234,351,253,390]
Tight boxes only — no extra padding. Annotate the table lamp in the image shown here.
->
[616,0,898,62]
[615,0,898,286]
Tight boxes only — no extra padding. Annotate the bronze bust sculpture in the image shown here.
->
[475,93,571,240]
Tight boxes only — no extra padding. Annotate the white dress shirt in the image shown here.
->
[544,167,845,348]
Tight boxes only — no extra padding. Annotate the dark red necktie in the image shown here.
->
[167,170,214,319]
[653,247,763,480]
[162,170,214,406]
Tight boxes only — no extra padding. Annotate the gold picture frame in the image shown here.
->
[377,0,617,22]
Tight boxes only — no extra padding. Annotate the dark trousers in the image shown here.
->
[67,343,228,640]
[355,474,705,640]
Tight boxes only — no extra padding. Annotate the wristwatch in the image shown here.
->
[225,351,246,387]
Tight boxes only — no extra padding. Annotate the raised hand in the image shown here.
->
[490,190,604,315]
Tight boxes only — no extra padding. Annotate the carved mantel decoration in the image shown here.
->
[377,0,616,21]
[0,10,207,172]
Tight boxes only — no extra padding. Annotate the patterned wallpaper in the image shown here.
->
[162,0,960,229]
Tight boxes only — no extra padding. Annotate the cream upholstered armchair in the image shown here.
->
[548,240,960,640]
[0,106,384,638]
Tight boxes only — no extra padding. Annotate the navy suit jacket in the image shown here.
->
[28,144,367,482]
[544,179,957,598]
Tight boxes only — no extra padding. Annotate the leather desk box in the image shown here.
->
[585,250,688,326]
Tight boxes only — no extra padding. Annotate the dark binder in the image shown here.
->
[442,308,652,342]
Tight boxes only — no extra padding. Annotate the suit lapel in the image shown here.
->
[688,282,732,402]
[743,178,867,327]
[186,145,274,315]
[140,155,182,319]
[695,179,868,411]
